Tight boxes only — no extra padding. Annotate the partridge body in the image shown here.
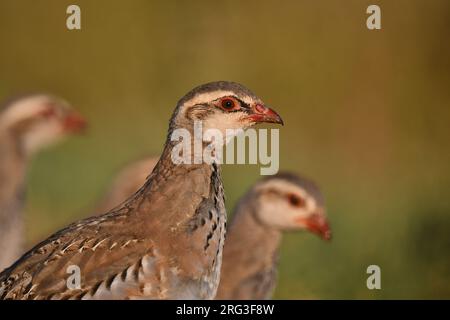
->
[0,95,85,271]
[215,173,331,300]
[92,164,330,300]
[0,81,283,300]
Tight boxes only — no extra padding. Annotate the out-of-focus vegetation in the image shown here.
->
[0,0,449,299]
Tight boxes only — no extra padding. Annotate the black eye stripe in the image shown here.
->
[260,189,308,207]
[240,100,250,110]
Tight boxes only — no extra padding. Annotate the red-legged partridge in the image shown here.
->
[0,81,283,300]
[0,94,86,271]
[216,173,331,300]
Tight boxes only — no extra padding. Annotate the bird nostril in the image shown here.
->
[255,104,266,113]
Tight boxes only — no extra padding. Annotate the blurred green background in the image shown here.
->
[1,0,449,299]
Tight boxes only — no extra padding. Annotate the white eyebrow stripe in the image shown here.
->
[182,91,254,108]
[182,91,235,108]
[0,96,49,128]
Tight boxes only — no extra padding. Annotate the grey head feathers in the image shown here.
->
[177,81,259,108]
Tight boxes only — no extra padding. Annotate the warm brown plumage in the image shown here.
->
[92,162,330,300]
[0,81,283,300]
[0,94,86,271]
[216,173,331,300]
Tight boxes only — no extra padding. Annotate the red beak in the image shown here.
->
[297,213,332,241]
[63,112,87,133]
[247,104,284,125]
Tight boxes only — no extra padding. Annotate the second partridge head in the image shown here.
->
[0,94,86,156]
[252,173,331,240]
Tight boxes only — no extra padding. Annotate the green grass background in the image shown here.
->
[1,0,449,298]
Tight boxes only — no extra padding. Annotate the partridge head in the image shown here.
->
[0,94,86,156]
[170,81,283,135]
[252,172,331,240]
[216,172,331,300]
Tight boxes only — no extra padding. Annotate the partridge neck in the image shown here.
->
[237,198,281,247]
[0,131,26,219]
[151,138,217,180]
[132,137,220,233]
[225,194,282,267]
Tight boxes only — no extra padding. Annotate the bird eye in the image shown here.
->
[221,98,236,110]
[288,194,305,207]
[39,107,56,119]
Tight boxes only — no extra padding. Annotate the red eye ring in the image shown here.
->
[221,98,236,110]
[288,194,306,207]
